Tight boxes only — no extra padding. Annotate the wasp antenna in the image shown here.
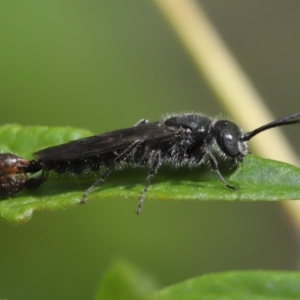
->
[240,112,300,141]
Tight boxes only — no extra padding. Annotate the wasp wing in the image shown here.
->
[33,122,178,161]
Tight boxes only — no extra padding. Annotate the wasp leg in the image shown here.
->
[24,171,48,191]
[135,150,162,215]
[81,139,144,204]
[23,160,47,191]
[205,148,235,190]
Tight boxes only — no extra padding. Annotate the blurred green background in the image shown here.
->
[1,1,300,299]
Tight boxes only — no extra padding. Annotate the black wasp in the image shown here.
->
[1,112,300,214]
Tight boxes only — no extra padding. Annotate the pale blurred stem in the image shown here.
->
[153,0,300,231]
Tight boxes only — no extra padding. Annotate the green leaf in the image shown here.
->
[1,124,300,223]
[95,260,156,300]
[155,271,300,300]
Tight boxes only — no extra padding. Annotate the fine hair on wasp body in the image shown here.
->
[1,112,300,214]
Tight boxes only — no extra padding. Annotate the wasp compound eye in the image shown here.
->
[221,130,239,157]
[211,120,244,158]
